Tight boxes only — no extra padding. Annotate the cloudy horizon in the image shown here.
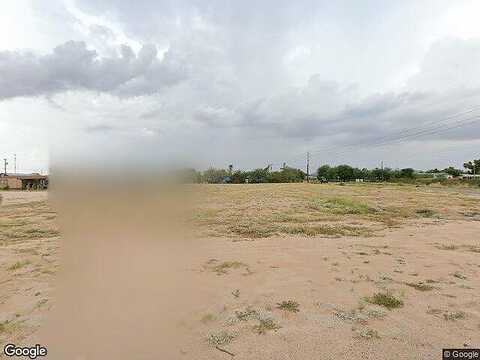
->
[1,0,480,174]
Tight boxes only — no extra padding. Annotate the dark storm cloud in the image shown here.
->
[0,41,187,100]
[215,85,480,145]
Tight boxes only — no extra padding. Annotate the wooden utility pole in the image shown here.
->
[3,158,8,175]
[306,152,310,182]
[381,161,384,182]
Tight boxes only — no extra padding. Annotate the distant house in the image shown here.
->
[424,172,453,180]
[0,173,49,190]
[461,174,480,180]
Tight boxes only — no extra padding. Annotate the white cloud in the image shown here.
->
[1,0,480,172]
[0,41,187,99]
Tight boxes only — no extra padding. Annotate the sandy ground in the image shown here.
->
[0,187,479,359]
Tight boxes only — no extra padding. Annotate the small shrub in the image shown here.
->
[253,318,281,335]
[365,292,403,310]
[443,311,466,321]
[276,300,300,313]
[354,328,380,339]
[207,331,235,346]
[235,307,258,321]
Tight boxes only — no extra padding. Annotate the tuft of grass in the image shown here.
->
[228,222,278,238]
[405,282,435,291]
[452,271,467,280]
[282,224,372,237]
[416,209,436,218]
[365,292,403,310]
[210,261,247,275]
[235,307,258,321]
[436,244,458,250]
[354,328,380,339]
[310,197,375,215]
[426,308,443,315]
[253,318,281,335]
[443,311,466,321]
[466,245,480,253]
[276,300,300,313]
[0,320,20,335]
[207,331,236,346]
[7,260,31,271]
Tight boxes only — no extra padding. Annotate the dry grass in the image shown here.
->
[7,260,31,271]
[0,200,58,244]
[207,330,236,346]
[191,183,480,239]
[405,282,436,291]
[204,260,250,275]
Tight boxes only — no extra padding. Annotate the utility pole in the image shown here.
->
[381,161,384,182]
[14,154,16,174]
[306,152,310,183]
[3,159,8,175]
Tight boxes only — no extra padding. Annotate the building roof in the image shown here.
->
[0,173,48,180]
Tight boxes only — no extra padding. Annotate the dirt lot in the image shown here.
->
[1,183,479,359]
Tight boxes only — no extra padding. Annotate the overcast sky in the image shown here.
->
[1,0,480,173]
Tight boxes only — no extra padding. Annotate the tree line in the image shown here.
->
[179,158,479,184]
[316,165,415,182]
[317,160,478,182]
[180,166,305,184]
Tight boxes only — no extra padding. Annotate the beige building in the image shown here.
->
[0,173,48,190]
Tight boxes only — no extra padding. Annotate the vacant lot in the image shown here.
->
[1,183,479,359]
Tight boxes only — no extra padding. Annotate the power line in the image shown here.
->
[317,107,480,160]
[271,107,480,167]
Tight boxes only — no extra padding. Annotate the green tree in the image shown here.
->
[336,165,354,181]
[443,167,462,177]
[317,165,331,180]
[202,168,228,183]
[400,168,415,179]
[247,168,269,183]
[464,159,480,174]
[230,170,247,183]
[326,167,338,181]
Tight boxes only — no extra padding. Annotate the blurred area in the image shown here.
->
[38,166,203,359]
